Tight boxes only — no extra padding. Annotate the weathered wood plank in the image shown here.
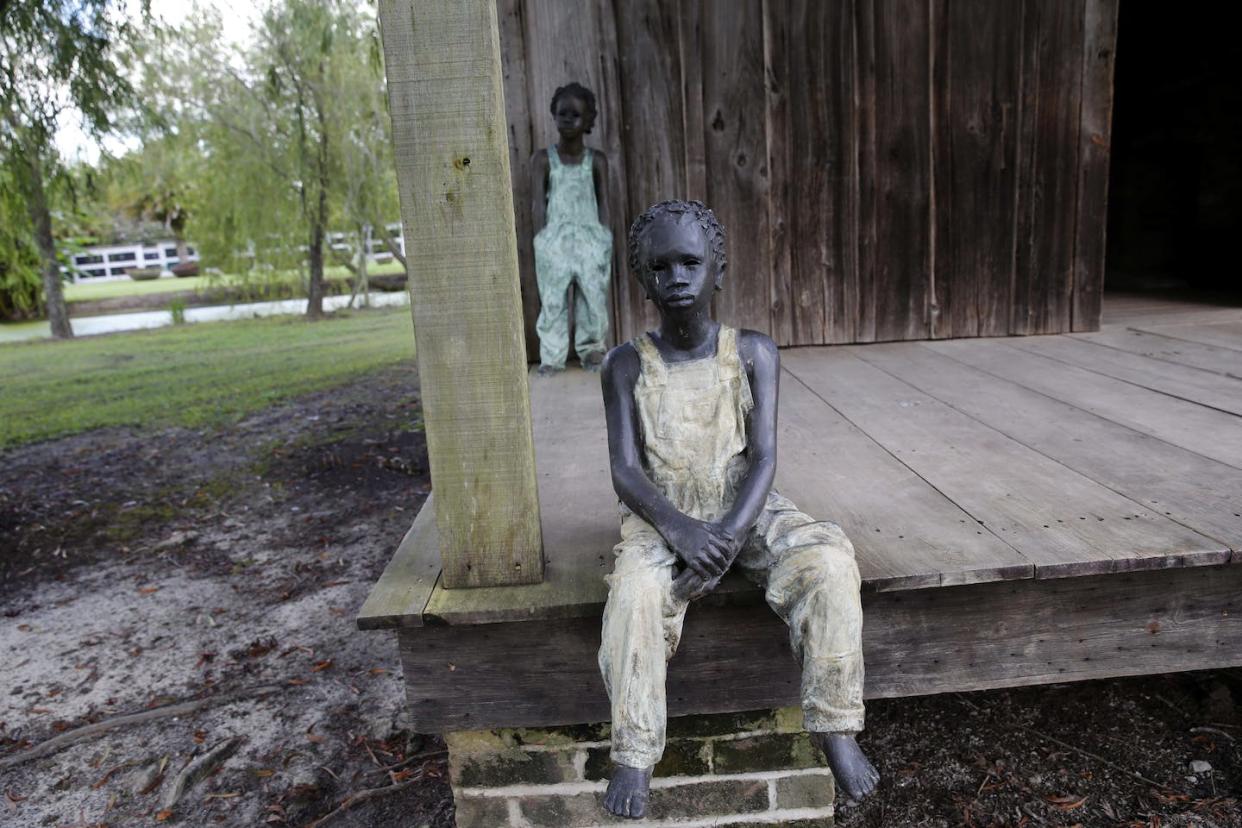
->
[780,371,1033,590]
[784,347,1225,577]
[1070,0,1118,332]
[781,0,858,346]
[853,342,1241,557]
[702,0,772,334]
[677,0,707,201]
[614,0,684,343]
[1103,299,1242,328]
[931,0,1021,339]
[378,0,543,587]
[1072,327,1242,379]
[1130,321,1242,354]
[856,0,931,342]
[929,337,1242,470]
[1011,335,1242,416]
[1011,0,1084,335]
[357,497,441,630]
[399,565,1242,731]
[496,0,540,360]
[763,0,795,347]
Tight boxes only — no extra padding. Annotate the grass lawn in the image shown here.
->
[0,306,415,449]
[64,275,212,302]
[63,261,406,304]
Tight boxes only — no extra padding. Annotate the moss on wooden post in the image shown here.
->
[377,0,543,588]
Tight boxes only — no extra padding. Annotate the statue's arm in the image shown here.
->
[602,344,732,579]
[592,151,610,227]
[717,330,780,544]
[531,150,549,234]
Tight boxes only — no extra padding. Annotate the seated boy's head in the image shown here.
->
[550,82,598,136]
[626,200,727,314]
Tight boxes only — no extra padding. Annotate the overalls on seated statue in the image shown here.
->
[598,200,880,819]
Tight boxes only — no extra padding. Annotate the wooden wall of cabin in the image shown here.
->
[497,0,1118,354]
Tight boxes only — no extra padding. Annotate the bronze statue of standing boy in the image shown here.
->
[598,200,879,819]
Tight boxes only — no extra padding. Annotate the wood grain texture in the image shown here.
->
[1010,335,1242,416]
[1070,0,1118,332]
[378,0,543,587]
[495,0,540,360]
[781,0,859,346]
[1130,321,1242,353]
[1011,0,1084,335]
[614,0,684,343]
[399,565,1242,731]
[1071,328,1242,379]
[931,0,1021,338]
[928,337,1242,471]
[763,0,795,347]
[854,342,1242,558]
[784,347,1225,578]
[357,497,441,630]
[702,0,772,334]
[1102,296,1242,328]
[677,0,707,201]
[857,0,932,343]
[779,371,1032,590]
[495,0,1114,347]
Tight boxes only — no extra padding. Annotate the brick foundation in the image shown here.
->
[446,707,834,827]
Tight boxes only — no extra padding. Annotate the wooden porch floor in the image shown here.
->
[359,293,1242,730]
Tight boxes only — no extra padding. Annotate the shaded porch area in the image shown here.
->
[360,294,1242,732]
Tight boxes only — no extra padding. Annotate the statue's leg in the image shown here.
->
[572,240,612,369]
[534,231,572,370]
[599,518,685,817]
[747,495,878,799]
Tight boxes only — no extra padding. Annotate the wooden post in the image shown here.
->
[377,0,543,588]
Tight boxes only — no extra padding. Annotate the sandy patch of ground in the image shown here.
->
[2,367,452,827]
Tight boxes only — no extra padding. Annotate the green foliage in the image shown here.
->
[0,169,42,319]
[1,0,146,332]
[0,306,415,448]
[103,131,198,252]
[126,1,398,294]
[0,1,143,138]
[168,297,186,324]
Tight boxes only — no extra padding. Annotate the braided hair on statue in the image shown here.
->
[550,82,598,134]
[626,200,728,287]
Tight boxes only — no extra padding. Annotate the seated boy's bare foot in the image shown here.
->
[603,764,652,819]
[811,732,879,801]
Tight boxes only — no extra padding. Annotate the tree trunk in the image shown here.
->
[307,217,325,319]
[171,211,190,264]
[306,76,330,320]
[375,221,408,273]
[358,223,370,308]
[24,153,72,338]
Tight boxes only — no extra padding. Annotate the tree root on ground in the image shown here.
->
[307,773,426,828]
[0,683,283,769]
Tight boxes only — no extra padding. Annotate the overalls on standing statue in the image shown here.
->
[531,82,613,375]
[598,200,881,819]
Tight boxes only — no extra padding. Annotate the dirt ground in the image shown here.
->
[2,365,1238,827]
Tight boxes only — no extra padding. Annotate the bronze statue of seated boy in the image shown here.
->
[598,200,880,819]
